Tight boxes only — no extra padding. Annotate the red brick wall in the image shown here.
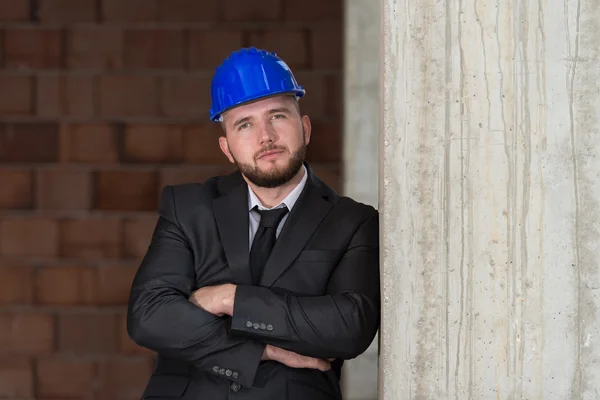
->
[0,1,342,398]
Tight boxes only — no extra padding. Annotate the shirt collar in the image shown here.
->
[248,164,308,212]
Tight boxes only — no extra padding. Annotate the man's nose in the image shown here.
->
[258,122,277,143]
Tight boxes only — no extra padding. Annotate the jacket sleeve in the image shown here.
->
[127,185,265,388]
[229,210,380,360]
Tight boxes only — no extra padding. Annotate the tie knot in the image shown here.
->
[256,206,289,228]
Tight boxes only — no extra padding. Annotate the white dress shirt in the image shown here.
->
[247,165,308,247]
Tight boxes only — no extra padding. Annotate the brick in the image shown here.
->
[157,0,218,22]
[329,73,342,117]
[96,358,154,399]
[292,72,328,119]
[124,29,184,69]
[0,169,33,209]
[0,313,54,354]
[160,75,211,118]
[160,165,236,187]
[117,313,154,355]
[222,0,281,21]
[123,124,183,163]
[102,0,158,21]
[66,27,123,69]
[3,28,62,68]
[39,0,97,22]
[60,124,119,164]
[101,189,150,217]
[189,30,243,69]
[311,26,342,68]
[305,122,341,162]
[0,74,33,116]
[35,265,95,305]
[100,75,158,117]
[248,30,307,68]
[96,265,138,305]
[302,74,342,118]
[60,218,122,259]
[284,0,342,21]
[36,74,95,118]
[182,124,229,164]
[0,218,59,257]
[0,357,33,397]
[36,358,95,398]
[0,0,30,21]
[37,168,92,210]
[58,313,117,354]
[0,124,59,162]
[0,123,59,162]
[38,167,89,205]
[123,217,156,258]
[0,264,34,304]
[95,170,158,211]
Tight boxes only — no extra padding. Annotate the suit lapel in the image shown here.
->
[212,173,253,285]
[259,177,333,287]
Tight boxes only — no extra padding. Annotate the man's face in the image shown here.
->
[218,95,311,188]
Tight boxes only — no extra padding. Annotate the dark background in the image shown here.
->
[0,0,343,398]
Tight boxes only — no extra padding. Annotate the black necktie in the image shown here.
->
[249,206,289,284]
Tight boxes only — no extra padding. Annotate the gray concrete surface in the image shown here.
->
[341,0,381,399]
[380,0,600,398]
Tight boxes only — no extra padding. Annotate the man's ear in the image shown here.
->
[219,136,235,164]
[301,115,312,145]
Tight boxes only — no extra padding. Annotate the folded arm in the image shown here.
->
[127,186,264,388]
[229,211,380,360]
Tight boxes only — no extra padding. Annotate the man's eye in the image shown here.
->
[272,114,285,120]
[239,123,251,130]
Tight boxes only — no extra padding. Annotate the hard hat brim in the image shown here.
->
[210,89,305,122]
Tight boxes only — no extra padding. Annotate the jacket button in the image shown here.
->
[226,369,233,377]
[232,371,239,379]
[212,365,219,373]
[266,324,273,331]
[246,321,253,328]
[219,368,225,375]
[260,323,266,330]
[231,382,241,392]
[253,323,260,329]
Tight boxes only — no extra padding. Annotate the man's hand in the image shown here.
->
[262,344,333,372]
[189,284,236,316]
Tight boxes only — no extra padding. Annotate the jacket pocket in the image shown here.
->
[142,374,191,398]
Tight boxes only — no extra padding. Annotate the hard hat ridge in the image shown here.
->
[209,47,306,122]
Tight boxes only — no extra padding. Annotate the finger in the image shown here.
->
[315,359,331,371]
[303,356,329,371]
[278,351,331,371]
[286,353,317,369]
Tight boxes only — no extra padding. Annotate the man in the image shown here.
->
[127,47,380,399]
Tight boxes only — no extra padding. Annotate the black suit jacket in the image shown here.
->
[127,164,380,400]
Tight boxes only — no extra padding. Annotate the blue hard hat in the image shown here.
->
[209,47,306,122]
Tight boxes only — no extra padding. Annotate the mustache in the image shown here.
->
[255,144,286,159]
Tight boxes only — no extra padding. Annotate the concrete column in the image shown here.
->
[380,0,600,398]
[342,0,380,399]
[343,0,380,206]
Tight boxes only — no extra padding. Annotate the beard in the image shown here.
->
[231,141,306,189]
